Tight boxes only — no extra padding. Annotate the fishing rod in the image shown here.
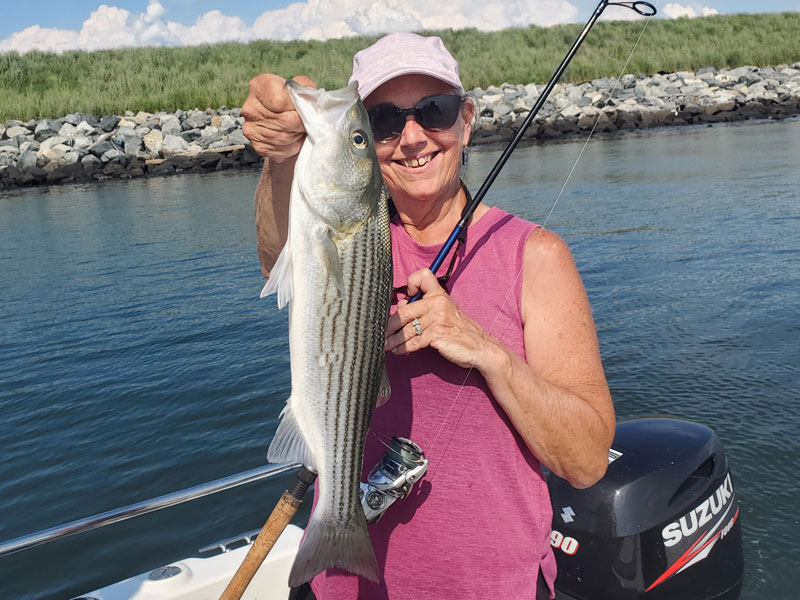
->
[410,0,657,302]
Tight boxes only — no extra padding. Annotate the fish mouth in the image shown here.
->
[395,152,438,169]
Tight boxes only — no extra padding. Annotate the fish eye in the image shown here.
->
[351,130,368,148]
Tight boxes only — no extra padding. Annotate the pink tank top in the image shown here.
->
[312,206,556,599]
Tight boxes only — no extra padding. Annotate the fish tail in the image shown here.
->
[288,513,379,587]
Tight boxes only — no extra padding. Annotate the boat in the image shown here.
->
[1,417,743,600]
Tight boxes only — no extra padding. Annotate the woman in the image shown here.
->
[243,33,615,600]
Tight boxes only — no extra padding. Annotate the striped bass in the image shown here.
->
[261,80,392,586]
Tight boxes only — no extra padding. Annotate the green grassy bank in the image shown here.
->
[1,12,798,122]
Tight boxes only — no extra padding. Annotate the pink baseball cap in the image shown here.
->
[349,32,464,101]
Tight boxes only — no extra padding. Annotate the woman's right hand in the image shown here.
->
[242,74,317,162]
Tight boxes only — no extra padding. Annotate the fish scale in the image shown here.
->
[261,80,392,587]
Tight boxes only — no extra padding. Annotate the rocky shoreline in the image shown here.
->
[2,63,799,190]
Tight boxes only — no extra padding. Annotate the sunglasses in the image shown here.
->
[368,94,463,142]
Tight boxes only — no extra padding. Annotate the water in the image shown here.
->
[1,118,798,599]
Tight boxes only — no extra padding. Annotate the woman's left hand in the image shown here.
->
[385,269,497,369]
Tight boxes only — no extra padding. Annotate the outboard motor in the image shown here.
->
[548,418,743,600]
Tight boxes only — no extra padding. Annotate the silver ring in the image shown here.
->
[412,318,423,336]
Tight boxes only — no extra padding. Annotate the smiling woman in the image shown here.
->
[242,32,615,600]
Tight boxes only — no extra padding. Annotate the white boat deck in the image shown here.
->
[77,525,303,600]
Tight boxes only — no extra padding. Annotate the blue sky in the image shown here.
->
[1,0,797,53]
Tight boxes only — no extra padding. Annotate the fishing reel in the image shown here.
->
[359,436,428,524]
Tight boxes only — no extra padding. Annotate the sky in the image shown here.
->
[0,0,797,54]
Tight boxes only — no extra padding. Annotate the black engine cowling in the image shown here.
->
[548,417,743,600]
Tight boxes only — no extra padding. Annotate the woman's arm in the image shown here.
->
[385,228,614,489]
[253,157,294,278]
[486,229,614,488]
[242,73,315,276]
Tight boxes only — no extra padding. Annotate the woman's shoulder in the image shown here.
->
[471,205,540,237]
[523,226,572,263]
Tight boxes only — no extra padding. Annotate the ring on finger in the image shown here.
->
[412,317,423,336]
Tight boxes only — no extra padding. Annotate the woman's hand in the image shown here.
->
[242,73,316,161]
[385,269,500,370]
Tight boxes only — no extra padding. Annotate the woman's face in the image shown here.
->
[364,74,473,208]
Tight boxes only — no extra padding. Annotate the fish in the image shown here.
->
[260,80,392,586]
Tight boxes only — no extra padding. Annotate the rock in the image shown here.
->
[1,165,24,185]
[123,136,142,158]
[21,165,47,184]
[194,151,223,169]
[34,119,59,140]
[101,148,125,163]
[143,129,163,155]
[134,125,151,138]
[7,125,32,139]
[0,147,19,167]
[113,126,138,145]
[58,123,78,139]
[103,162,127,177]
[162,134,189,156]
[49,143,72,162]
[64,113,87,126]
[179,128,202,142]
[133,111,152,125]
[72,135,93,150]
[226,129,250,146]
[62,150,81,165]
[160,117,182,136]
[219,115,238,134]
[703,101,736,115]
[89,140,118,158]
[197,131,224,149]
[240,145,263,166]
[81,154,102,171]
[19,140,39,153]
[166,154,195,170]
[560,104,582,119]
[151,161,175,176]
[40,136,68,152]
[100,115,119,132]
[118,118,137,129]
[127,158,145,178]
[728,65,758,80]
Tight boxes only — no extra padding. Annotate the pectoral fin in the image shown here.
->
[316,228,344,294]
[260,242,293,309]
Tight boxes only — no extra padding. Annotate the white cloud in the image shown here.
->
[599,5,646,22]
[663,3,719,19]
[251,0,580,41]
[0,25,80,54]
[0,0,581,54]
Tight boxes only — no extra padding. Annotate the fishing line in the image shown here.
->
[424,2,658,477]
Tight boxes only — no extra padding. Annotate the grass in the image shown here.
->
[1,12,798,122]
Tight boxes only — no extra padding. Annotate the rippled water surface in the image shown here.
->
[1,118,798,599]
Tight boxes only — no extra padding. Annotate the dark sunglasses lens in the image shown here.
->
[369,105,405,141]
[416,95,461,131]
[369,95,462,141]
